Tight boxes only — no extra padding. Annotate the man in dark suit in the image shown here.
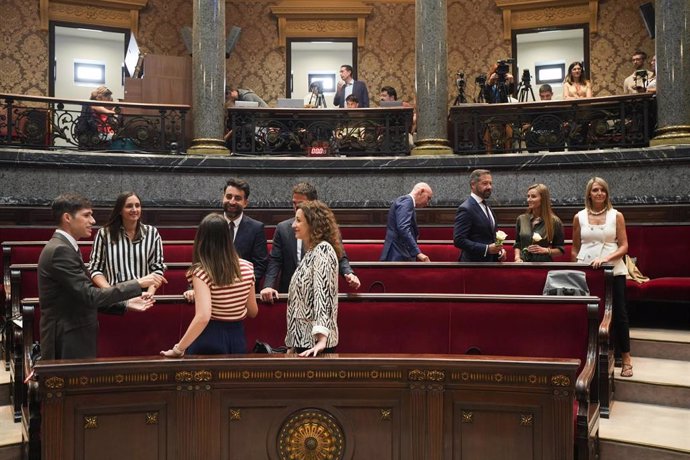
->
[333,64,370,108]
[454,169,506,262]
[38,193,165,360]
[222,178,268,281]
[260,182,360,302]
[380,183,433,262]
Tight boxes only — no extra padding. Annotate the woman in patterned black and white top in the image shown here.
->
[161,214,258,357]
[286,200,342,357]
[89,192,166,299]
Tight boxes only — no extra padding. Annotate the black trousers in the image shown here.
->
[612,275,631,354]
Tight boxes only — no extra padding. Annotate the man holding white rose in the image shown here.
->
[453,169,507,262]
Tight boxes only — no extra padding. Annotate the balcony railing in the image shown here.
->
[449,93,656,154]
[228,107,414,156]
[0,93,189,153]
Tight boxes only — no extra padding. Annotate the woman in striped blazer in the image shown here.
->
[88,191,166,299]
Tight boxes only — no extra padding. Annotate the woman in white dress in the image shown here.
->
[572,177,633,377]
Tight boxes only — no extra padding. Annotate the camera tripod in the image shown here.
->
[517,80,535,102]
[453,87,468,105]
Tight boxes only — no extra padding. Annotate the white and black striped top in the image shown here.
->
[285,241,339,349]
[88,224,166,284]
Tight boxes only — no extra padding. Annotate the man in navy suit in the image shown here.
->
[260,182,360,302]
[380,183,433,261]
[222,178,268,281]
[454,169,506,262]
[333,65,370,108]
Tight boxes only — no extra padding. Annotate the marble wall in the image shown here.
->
[0,0,655,104]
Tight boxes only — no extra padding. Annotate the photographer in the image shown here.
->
[623,50,654,94]
[483,61,515,104]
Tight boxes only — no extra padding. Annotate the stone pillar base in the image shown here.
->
[411,138,453,156]
[651,125,690,146]
[187,138,229,155]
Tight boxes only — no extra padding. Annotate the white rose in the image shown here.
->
[532,232,543,243]
[495,230,508,244]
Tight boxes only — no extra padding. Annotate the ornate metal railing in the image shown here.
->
[228,107,414,156]
[0,93,189,153]
[449,93,656,154]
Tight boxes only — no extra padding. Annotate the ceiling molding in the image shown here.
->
[271,1,373,48]
[495,0,599,40]
[40,0,148,35]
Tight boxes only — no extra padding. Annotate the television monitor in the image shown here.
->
[379,100,403,107]
[124,33,141,78]
[277,98,306,108]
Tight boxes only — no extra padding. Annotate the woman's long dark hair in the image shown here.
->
[104,191,142,243]
[188,213,241,286]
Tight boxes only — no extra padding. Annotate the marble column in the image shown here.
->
[651,0,690,146]
[187,0,229,155]
[411,0,453,156]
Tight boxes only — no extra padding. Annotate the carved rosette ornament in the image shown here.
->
[551,374,571,387]
[277,409,345,460]
[44,376,65,389]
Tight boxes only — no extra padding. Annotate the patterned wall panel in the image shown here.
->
[359,2,416,104]
[591,0,655,96]
[0,0,48,95]
[137,0,192,56]
[0,0,658,103]
[225,1,286,106]
[447,0,511,104]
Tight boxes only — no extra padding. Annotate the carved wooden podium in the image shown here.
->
[37,355,577,460]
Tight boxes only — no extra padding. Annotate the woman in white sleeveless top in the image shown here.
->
[571,177,633,377]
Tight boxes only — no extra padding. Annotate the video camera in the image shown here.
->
[634,69,649,89]
[456,71,466,90]
[495,58,515,82]
[521,69,531,86]
[475,73,487,86]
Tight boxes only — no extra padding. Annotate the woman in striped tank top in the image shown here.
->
[89,192,166,299]
[161,213,258,357]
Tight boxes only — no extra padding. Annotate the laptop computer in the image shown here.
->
[379,100,404,107]
[234,101,260,108]
[277,98,306,108]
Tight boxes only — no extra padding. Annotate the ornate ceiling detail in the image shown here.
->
[271,1,373,47]
[495,0,599,40]
[39,0,148,35]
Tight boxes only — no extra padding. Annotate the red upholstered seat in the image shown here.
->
[627,277,690,303]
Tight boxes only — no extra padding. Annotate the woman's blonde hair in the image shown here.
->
[188,213,241,286]
[584,177,613,212]
[90,86,113,101]
[297,200,343,259]
[526,183,560,242]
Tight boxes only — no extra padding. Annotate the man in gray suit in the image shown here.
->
[260,182,360,302]
[38,193,165,360]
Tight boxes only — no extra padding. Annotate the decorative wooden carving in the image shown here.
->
[495,0,600,40]
[270,1,373,48]
[39,0,148,35]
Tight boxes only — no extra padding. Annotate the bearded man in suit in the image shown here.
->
[222,178,268,281]
[260,182,360,302]
[38,193,165,360]
[454,169,506,262]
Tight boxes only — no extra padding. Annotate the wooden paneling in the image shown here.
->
[36,356,578,460]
